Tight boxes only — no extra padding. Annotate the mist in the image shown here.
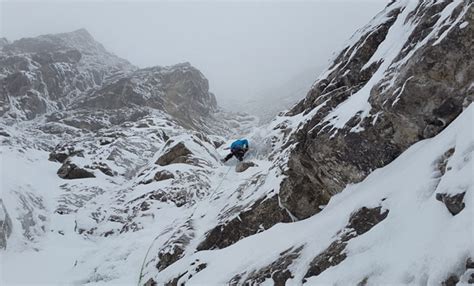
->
[1,0,388,109]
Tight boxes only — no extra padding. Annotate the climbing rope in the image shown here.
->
[137,232,162,285]
[136,165,232,286]
[208,165,232,201]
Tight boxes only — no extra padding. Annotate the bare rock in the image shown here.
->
[304,206,388,280]
[0,199,13,249]
[235,161,257,173]
[90,162,114,177]
[143,278,157,286]
[57,161,95,179]
[164,261,207,286]
[230,246,303,286]
[154,170,175,181]
[157,245,185,271]
[436,192,466,216]
[442,275,459,286]
[156,142,193,166]
[156,220,194,271]
[197,196,292,251]
[467,258,474,269]
[49,144,83,163]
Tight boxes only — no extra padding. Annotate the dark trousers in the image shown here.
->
[224,149,246,162]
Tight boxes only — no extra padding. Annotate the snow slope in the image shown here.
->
[150,104,473,286]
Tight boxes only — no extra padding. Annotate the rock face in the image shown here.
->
[156,142,194,166]
[0,29,134,119]
[74,63,217,130]
[304,206,389,280]
[196,196,292,251]
[279,0,473,219]
[0,29,217,128]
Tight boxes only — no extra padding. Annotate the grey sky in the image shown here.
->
[1,0,388,107]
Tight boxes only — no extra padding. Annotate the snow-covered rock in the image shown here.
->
[149,102,474,286]
[1,1,472,285]
[280,0,473,219]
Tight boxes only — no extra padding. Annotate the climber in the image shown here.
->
[222,139,249,162]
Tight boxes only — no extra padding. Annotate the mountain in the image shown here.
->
[0,29,135,120]
[280,0,473,219]
[1,1,473,285]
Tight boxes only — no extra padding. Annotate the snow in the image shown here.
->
[1,90,472,286]
[320,0,419,132]
[315,0,470,132]
[152,104,474,285]
[1,1,472,284]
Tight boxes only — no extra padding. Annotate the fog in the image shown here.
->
[1,0,388,108]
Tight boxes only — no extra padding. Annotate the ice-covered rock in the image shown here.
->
[280,0,473,219]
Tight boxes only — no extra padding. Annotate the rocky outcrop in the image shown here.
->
[196,196,292,251]
[163,261,207,286]
[57,161,95,179]
[1,29,217,128]
[304,206,389,281]
[441,257,474,285]
[279,0,473,219]
[74,63,217,130]
[436,192,466,216]
[235,161,257,173]
[49,144,84,163]
[230,246,303,286]
[154,170,175,181]
[0,29,134,120]
[0,199,13,249]
[156,142,194,166]
[156,221,194,271]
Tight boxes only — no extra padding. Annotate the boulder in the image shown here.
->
[154,170,175,181]
[156,142,193,166]
[57,161,95,179]
[235,161,257,173]
[436,192,466,216]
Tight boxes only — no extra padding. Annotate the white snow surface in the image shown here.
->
[1,97,472,286]
[143,104,473,285]
[1,0,473,284]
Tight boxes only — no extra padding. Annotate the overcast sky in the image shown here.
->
[1,0,388,107]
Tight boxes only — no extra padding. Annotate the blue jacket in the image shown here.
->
[231,139,249,151]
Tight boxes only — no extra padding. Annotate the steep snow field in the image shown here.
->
[0,117,277,285]
[1,102,471,285]
[150,106,473,285]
